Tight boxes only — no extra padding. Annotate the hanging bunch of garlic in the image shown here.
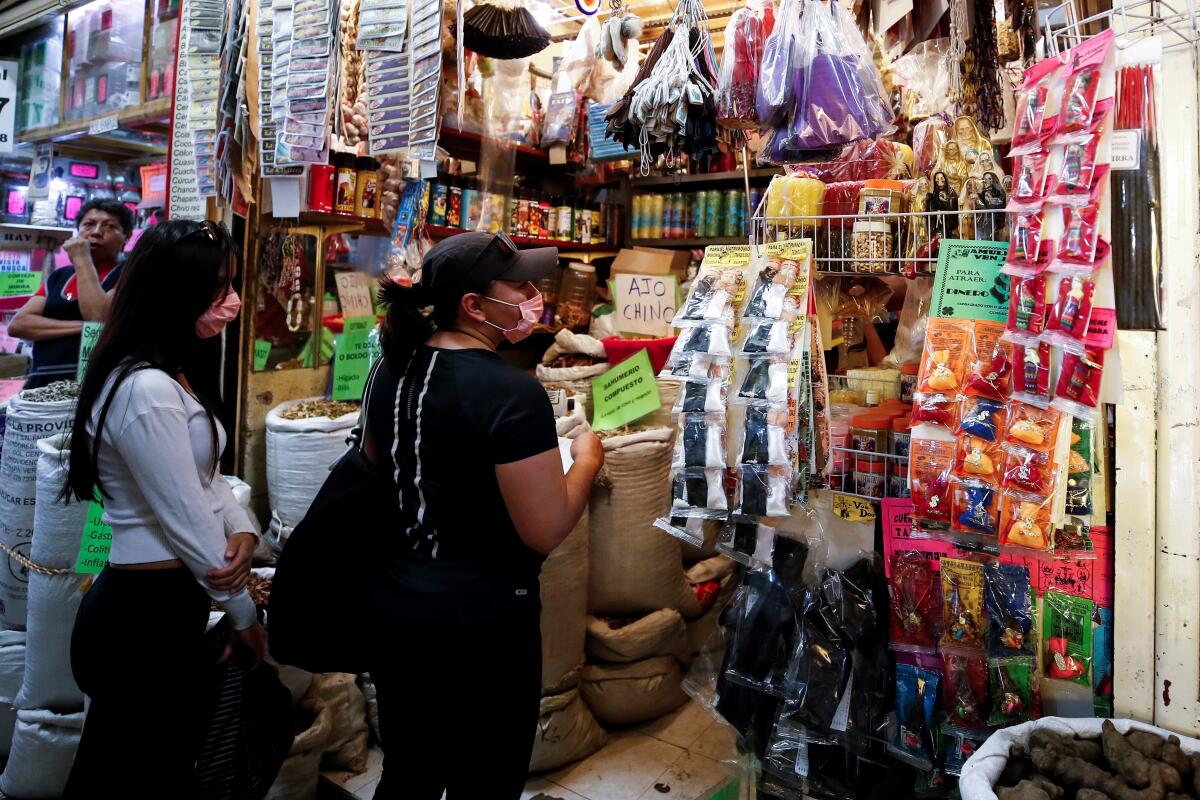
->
[378,155,405,230]
[339,0,368,146]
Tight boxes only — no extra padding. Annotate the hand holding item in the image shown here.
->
[570,431,605,472]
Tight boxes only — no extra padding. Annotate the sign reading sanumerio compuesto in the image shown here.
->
[591,348,661,431]
[331,315,377,401]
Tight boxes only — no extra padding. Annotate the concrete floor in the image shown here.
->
[322,700,739,800]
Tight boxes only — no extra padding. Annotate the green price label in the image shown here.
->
[253,339,271,371]
[930,240,1010,323]
[75,501,112,574]
[0,271,41,297]
[331,316,377,401]
[590,348,662,431]
[77,321,104,381]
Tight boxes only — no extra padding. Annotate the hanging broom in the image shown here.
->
[455,0,552,60]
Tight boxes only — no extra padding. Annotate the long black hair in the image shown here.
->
[64,219,238,503]
[377,271,493,372]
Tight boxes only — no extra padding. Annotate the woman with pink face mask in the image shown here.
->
[61,219,265,797]
[356,231,604,799]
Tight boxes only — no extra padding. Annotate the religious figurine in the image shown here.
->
[926,171,959,239]
[953,114,994,166]
[935,140,971,196]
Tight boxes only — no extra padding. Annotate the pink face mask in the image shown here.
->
[196,290,241,338]
[482,285,543,344]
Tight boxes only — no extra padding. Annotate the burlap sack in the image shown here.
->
[537,330,610,413]
[265,700,332,800]
[686,573,737,657]
[588,428,700,619]
[586,610,688,664]
[580,656,688,726]
[528,688,607,773]
[540,510,589,695]
[308,673,369,774]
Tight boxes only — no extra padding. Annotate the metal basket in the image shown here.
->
[750,207,1009,276]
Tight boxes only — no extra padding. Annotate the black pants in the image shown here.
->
[64,567,213,799]
[370,612,542,800]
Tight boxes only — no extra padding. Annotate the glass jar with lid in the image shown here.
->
[557,262,595,332]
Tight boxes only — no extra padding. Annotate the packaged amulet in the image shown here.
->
[940,558,986,649]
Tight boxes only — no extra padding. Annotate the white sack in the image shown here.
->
[0,392,75,629]
[265,399,357,529]
[0,708,83,798]
[959,716,1200,800]
[16,435,88,710]
[0,630,25,757]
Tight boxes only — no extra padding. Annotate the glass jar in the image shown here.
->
[859,179,907,222]
[851,413,891,454]
[900,363,920,403]
[535,269,561,327]
[852,220,892,273]
[557,263,595,332]
[854,458,886,498]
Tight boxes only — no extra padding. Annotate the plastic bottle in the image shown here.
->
[460,176,478,230]
[446,177,463,228]
[428,178,448,226]
[556,198,573,240]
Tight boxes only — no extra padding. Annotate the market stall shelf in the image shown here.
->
[426,224,620,253]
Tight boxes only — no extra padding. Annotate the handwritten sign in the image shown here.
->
[335,272,375,319]
[253,339,272,371]
[0,271,40,297]
[833,492,876,524]
[76,321,103,381]
[931,240,1010,323]
[331,316,377,401]
[75,501,112,574]
[591,349,661,431]
[1084,307,1116,349]
[612,273,677,337]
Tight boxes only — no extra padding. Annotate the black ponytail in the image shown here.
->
[378,280,436,373]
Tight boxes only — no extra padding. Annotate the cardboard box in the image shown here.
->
[612,246,690,277]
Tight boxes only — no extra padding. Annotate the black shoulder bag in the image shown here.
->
[268,360,400,674]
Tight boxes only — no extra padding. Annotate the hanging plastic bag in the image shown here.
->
[785,0,893,151]
[716,0,774,130]
[755,0,801,128]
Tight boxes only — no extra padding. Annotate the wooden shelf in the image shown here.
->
[18,99,173,157]
[296,212,391,237]
[630,237,747,248]
[426,224,620,253]
[630,168,779,188]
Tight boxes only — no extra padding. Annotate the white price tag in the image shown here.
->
[1110,130,1141,171]
[88,115,119,135]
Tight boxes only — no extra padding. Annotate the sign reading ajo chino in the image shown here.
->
[590,349,661,431]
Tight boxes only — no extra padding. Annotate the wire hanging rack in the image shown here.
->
[1043,0,1200,54]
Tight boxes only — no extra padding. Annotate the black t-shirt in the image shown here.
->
[27,261,123,388]
[365,345,558,623]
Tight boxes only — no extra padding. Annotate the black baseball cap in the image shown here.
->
[421,231,558,296]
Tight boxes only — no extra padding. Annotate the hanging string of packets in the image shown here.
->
[654,241,826,547]
[606,0,720,173]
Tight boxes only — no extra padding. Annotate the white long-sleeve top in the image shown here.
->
[91,363,257,630]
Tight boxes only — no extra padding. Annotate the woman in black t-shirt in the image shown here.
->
[361,232,604,800]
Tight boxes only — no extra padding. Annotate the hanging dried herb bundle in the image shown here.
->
[963,0,1005,131]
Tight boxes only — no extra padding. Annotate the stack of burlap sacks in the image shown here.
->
[529,377,736,773]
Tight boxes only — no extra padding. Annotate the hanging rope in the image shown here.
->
[0,541,70,578]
